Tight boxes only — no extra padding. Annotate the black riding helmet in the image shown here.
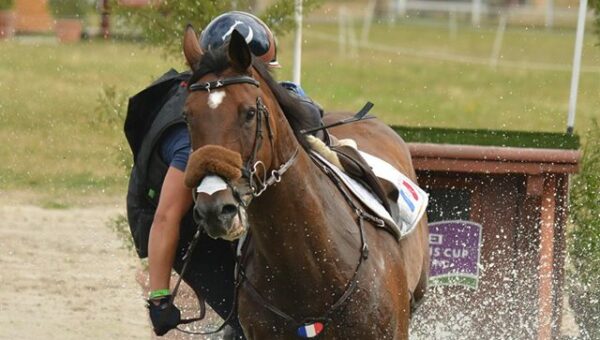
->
[199,11,280,68]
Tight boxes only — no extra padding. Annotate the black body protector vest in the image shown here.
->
[124,69,190,258]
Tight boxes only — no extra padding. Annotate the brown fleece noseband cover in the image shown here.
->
[184,145,243,188]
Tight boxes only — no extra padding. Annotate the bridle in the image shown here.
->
[169,73,299,335]
[188,75,299,201]
[175,72,377,337]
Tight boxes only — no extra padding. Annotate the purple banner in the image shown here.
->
[428,220,482,289]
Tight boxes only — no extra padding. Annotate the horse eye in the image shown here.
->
[246,108,257,121]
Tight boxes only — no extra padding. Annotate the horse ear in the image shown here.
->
[183,24,203,71]
[228,29,252,72]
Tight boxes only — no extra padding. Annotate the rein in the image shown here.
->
[168,73,298,336]
[175,72,377,337]
[232,153,383,336]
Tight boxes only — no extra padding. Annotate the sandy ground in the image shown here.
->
[0,196,150,340]
[0,192,581,339]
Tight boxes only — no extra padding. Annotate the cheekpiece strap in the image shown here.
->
[189,76,260,92]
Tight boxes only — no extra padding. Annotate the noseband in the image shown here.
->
[188,75,299,200]
[169,74,299,336]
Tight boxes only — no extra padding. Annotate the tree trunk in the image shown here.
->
[248,0,267,13]
[374,0,393,20]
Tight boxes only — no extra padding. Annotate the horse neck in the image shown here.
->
[245,95,360,287]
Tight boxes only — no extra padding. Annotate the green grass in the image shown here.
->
[0,40,174,203]
[40,200,71,209]
[276,21,600,132]
[391,125,580,149]
[1,20,599,200]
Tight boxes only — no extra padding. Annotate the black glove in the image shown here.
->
[148,296,181,336]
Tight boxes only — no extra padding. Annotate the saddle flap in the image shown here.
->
[331,145,392,214]
[307,134,428,238]
[358,151,429,230]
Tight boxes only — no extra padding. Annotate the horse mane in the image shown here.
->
[188,46,311,150]
[188,45,232,85]
[251,60,311,150]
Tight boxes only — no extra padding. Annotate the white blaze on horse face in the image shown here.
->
[196,175,228,195]
[207,91,226,109]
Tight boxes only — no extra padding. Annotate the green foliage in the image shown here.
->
[94,85,132,175]
[0,0,13,11]
[568,119,600,338]
[592,0,600,45]
[40,200,71,209]
[260,0,322,37]
[115,0,323,56]
[48,0,88,19]
[108,214,136,254]
[94,85,128,126]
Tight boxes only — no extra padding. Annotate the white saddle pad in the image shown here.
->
[311,151,428,239]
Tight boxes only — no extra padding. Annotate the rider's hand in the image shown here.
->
[148,296,181,336]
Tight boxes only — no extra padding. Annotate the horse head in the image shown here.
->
[181,25,302,241]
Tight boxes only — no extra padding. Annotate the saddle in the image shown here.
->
[307,135,420,238]
[330,142,399,221]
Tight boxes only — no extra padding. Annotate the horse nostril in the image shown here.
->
[193,207,204,225]
[221,204,238,217]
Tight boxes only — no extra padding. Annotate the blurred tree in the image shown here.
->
[0,0,14,10]
[568,119,600,339]
[48,0,89,18]
[374,0,393,19]
[591,0,600,42]
[115,0,323,56]
[248,0,267,13]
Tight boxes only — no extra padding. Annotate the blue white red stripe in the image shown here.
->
[402,180,419,201]
[297,322,324,338]
[399,180,419,212]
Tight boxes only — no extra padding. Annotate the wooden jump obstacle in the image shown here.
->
[397,126,580,340]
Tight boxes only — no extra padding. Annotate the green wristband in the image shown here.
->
[149,289,170,299]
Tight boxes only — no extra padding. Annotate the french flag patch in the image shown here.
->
[395,176,428,234]
[400,180,419,212]
[297,322,324,338]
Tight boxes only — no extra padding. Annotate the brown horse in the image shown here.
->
[181,27,429,339]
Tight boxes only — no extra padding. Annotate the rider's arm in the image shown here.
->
[148,166,193,295]
[146,126,192,336]
[146,167,190,336]
[148,126,193,298]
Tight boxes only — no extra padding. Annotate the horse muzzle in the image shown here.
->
[193,175,248,241]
